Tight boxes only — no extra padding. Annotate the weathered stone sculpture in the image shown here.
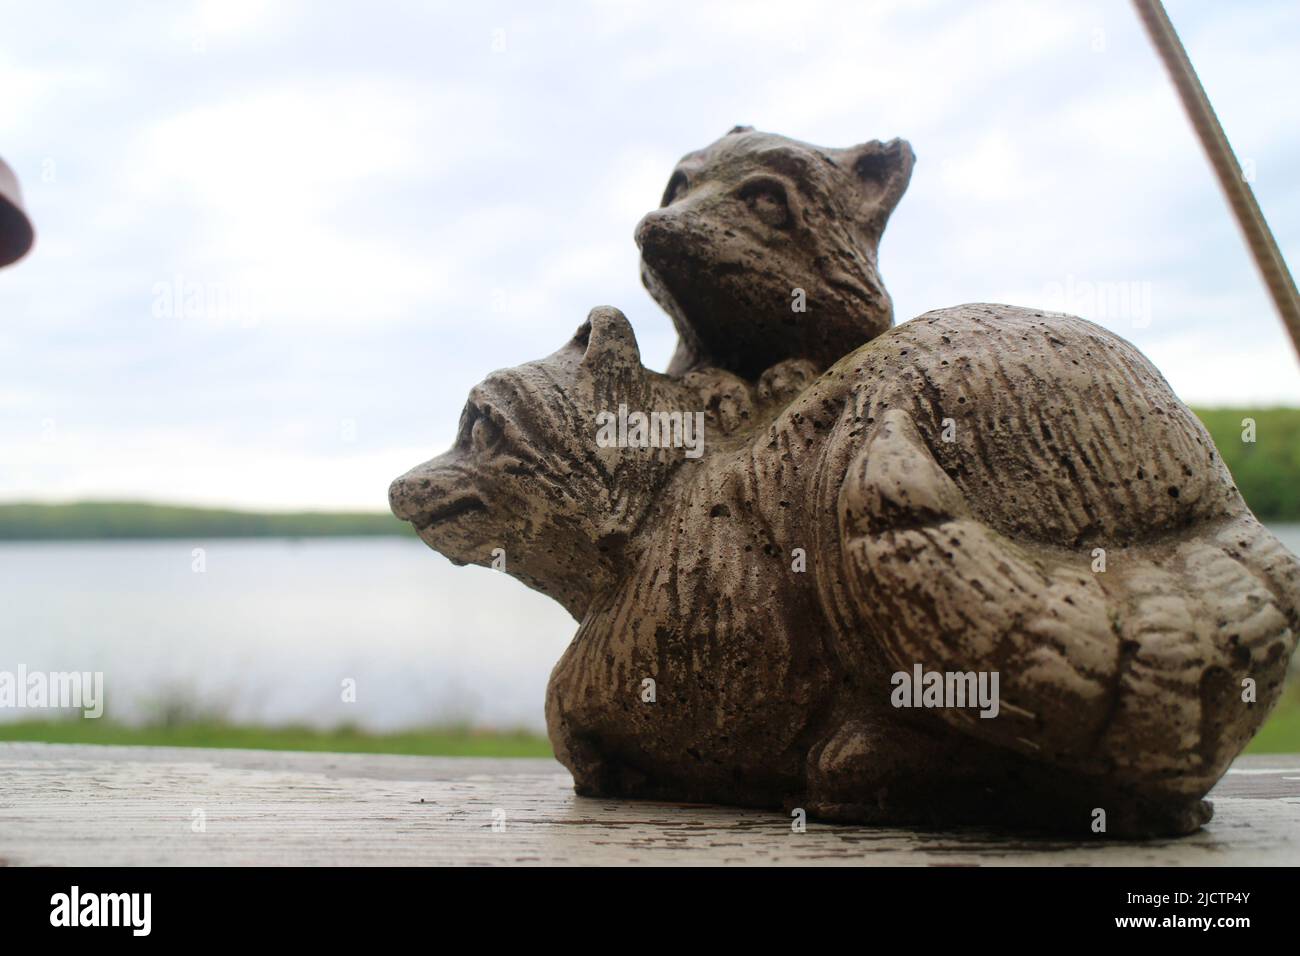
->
[390,128,1300,836]
[638,125,913,378]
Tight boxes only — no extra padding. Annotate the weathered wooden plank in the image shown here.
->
[0,743,1296,866]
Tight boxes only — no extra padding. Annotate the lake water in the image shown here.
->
[0,537,575,732]
[3,525,1299,733]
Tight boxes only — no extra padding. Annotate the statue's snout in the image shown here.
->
[633,208,664,250]
[634,206,685,255]
[387,468,425,524]
[389,453,455,523]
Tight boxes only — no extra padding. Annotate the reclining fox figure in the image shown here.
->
[390,128,1299,836]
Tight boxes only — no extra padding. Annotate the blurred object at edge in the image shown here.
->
[0,155,35,268]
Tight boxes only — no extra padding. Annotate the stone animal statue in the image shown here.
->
[390,130,1300,837]
[638,125,914,378]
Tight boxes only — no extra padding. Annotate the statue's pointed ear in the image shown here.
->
[840,138,915,241]
[575,305,642,369]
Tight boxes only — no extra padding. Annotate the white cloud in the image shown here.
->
[128,84,430,217]
[937,130,1049,204]
[4,423,425,511]
[121,81,502,324]
[1,0,1296,510]
[1149,331,1300,406]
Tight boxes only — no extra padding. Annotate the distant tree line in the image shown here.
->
[0,408,1295,538]
[1194,408,1300,522]
[0,501,417,539]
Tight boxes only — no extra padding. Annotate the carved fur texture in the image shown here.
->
[636,126,913,378]
[391,305,1298,837]
[391,128,1299,836]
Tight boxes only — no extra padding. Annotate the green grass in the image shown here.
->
[0,720,553,758]
[1,700,1295,755]
[1245,691,1300,754]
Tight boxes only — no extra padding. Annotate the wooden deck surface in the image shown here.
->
[1,743,1297,866]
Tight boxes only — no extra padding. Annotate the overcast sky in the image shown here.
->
[1,0,1297,511]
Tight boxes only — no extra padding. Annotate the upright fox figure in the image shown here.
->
[391,129,1300,836]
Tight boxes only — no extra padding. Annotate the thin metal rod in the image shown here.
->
[1132,0,1300,364]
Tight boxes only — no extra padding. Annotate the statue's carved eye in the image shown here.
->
[661,171,688,207]
[737,177,791,229]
